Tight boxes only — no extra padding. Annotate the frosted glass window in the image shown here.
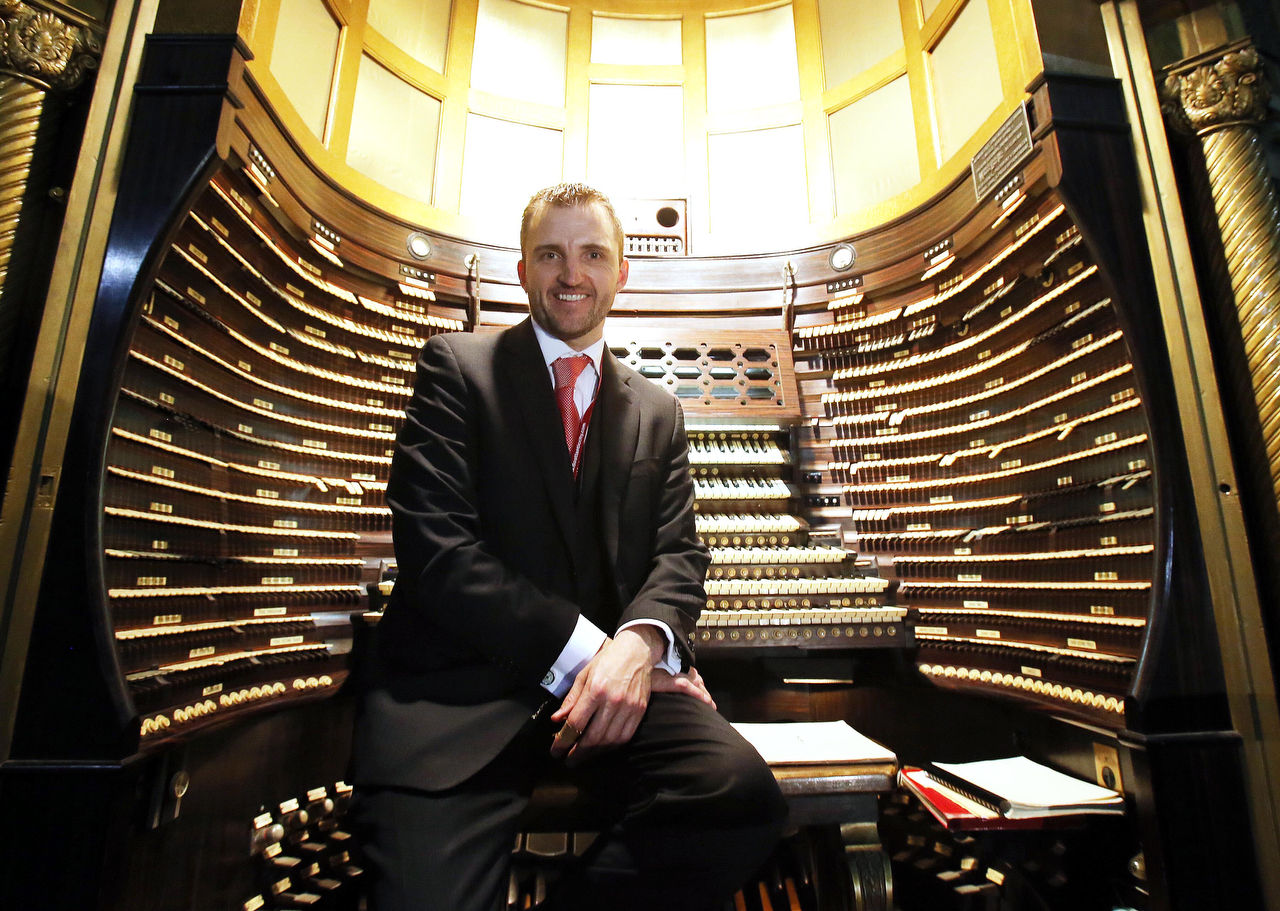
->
[829,75,919,214]
[588,84,684,200]
[348,55,441,203]
[930,0,1004,162]
[921,0,946,19]
[705,6,801,114]
[270,0,340,138]
[367,0,451,72]
[707,125,808,239]
[591,16,682,65]
[818,0,903,89]
[460,114,563,228]
[471,0,567,107]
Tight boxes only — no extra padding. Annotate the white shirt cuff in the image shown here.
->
[541,615,608,697]
[617,619,681,675]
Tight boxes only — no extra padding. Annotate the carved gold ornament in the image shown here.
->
[0,1,102,92]
[1162,46,1269,135]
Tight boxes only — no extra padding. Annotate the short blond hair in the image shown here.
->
[520,183,625,260]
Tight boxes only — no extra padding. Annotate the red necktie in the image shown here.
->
[552,354,592,474]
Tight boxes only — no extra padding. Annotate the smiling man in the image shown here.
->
[519,197,623,347]
[351,183,787,911]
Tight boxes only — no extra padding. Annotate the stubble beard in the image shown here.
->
[529,287,613,344]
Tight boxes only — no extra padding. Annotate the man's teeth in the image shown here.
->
[557,293,587,301]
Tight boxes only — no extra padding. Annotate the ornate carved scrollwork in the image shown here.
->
[1161,45,1269,135]
[0,1,102,93]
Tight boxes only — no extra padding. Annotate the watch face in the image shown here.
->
[829,243,855,272]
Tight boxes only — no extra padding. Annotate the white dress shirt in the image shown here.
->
[530,320,683,697]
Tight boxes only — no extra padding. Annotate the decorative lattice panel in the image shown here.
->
[607,329,801,419]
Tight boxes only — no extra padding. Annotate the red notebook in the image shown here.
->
[898,767,1066,832]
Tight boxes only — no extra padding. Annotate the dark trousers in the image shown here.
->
[351,692,789,911]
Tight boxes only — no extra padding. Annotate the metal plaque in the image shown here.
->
[971,103,1033,202]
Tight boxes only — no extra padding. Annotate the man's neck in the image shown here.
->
[531,319,606,363]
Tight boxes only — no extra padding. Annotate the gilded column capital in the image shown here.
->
[1161,43,1270,136]
[0,1,103,93]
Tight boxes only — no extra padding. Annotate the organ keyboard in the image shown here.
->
[693,475,791,500]
[688,435,788,465]
[708,543,847,564]
[677,420,903,653]
[695,513,804,540]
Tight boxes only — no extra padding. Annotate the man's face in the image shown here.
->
[518,201,629,349]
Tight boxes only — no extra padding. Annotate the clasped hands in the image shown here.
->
[549,626,714,765]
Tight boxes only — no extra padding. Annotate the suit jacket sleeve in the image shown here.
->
[614,394,708,672]
[385,334,582,684]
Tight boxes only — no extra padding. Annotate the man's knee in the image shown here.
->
[669,718,788,830]
[719,737,789,828]
[630,694,788,829]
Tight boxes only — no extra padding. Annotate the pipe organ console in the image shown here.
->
[797,191,1153,725]
[1,34,1268,911]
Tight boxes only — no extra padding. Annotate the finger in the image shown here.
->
[651,672,716,707]
[650,672,697,694]
[564,716,608,767]
[565,711,638,767]
[654,669,698,691]
[554,706,598,756]
[578,693,643,751]
[552,720,586,758]
[594,702,640,746]
[550,672,587,722]
[552,719,584,752]
[682,676,714,706]
[575,699,619,749]
[556,688,609,756]
[552,694,599,759]
[686,667,713,700]
[614,711,642,744]
[685,680,715,707]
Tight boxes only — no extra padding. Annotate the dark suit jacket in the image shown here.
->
[352,319,708,791]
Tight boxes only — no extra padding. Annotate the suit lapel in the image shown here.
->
[598,351,639,573]
[497,321,578,562]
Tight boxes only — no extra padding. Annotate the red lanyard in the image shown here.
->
[569,384,598,476]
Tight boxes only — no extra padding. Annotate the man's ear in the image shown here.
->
[517,258,528,290]
[617,257,629,292]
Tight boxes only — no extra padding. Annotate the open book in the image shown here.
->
[928,756,1123,818]
[731,721,895,765]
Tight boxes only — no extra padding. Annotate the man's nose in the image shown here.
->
[559,258,582,284]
